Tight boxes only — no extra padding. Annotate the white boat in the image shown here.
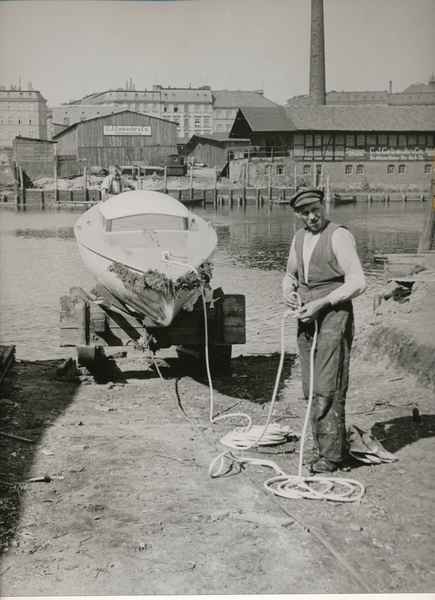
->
[74,190,218,327]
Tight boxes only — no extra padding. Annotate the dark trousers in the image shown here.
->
[297,303,354,463]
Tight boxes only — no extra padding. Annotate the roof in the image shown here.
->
[100,190,188,220]
[52,110,175,139]
[212,90,279,109]
[401,82,435,94]
[283,105,435,131]
[183,133,250,153]
[231,107,296,134]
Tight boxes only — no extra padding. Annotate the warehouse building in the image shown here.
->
[52,110,177,177]
[228,104,435,189]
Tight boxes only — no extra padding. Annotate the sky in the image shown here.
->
[0,0,434,107]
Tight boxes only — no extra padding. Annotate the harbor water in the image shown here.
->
[0,200,427,360]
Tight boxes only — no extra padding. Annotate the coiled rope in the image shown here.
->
[162,254,364,502]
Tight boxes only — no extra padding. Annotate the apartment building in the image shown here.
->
[0,84,47,147]
[50,84,279,139]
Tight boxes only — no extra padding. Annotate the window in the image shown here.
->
[378,135,387,145]
[356,165,364,174]
[424,164,432,174]
[17,117,23,125]
[216,124,223,133]
[356,135,365,147]
[18,102,23,111]
[276,165,284,175]
[226,111,232,119]
[9,132,14,139]
[8,103,13,110]
[194,118,201,128]
[345,135,355,147]
[216,111,222,119]
[63,117,70,125]
[18,131,23,137]
[28,116,34,125]
[152,104,158,112]
[345,165,353,174]
[305,134,313,146]
[398,164,406,174]
[398,135,407,147]
[0,132,4,139]
[408,135,417,146]
[389,135,397,146]
[387,165,395,174]
[226,124,231,132]
[163,106,168,113]
[28,103,34,110]
[204,118,210,127]
[314,135,322,147]
[418,135,426,145]
[29,132,35,138]
[174,106,178,113]
[0,117,3,124]
[80,117,86,121]
[8,116,13,125]
[366,135,376,145]
[303,165,311,175]
[184,118,189,128]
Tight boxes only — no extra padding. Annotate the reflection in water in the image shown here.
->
[0,201,426,359]
[14,227,75,240]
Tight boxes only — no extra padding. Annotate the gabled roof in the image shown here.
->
[184,133,250,153]
[212,90,279,109]
[231,107,296,136]
[284,105,435,131]
[52,110,175,138]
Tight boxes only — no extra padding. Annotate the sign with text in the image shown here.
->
[345,147,434,161]
[104,125,151,136]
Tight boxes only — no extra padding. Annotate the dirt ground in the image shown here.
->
[1,303,434,596]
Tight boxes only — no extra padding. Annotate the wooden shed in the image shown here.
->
[53,110,178,176]
[183,134,250,168]
[13,137,56,181]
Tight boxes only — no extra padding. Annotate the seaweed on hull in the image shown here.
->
[107,261,213,299]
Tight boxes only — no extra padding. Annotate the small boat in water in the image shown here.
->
[74,190,218,327]
[332,193,357,204]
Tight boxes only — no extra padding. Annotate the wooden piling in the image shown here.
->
[418,199,435,252]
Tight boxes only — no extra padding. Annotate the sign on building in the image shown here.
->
[104,126,152,136]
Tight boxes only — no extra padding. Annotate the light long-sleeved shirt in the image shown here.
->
[283,226,366,306]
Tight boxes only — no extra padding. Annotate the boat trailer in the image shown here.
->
[60,283,246,370]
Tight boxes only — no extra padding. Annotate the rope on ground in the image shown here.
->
[161,255,365,502]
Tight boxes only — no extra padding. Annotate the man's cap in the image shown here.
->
[289,187,324,209]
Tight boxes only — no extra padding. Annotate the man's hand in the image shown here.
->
[283,288,300,311]
[296,298,330,323]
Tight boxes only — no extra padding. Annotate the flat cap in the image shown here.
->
[290,187,324,209]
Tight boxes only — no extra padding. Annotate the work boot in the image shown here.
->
[310,457,340,473]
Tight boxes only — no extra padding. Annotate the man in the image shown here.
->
[283,187,366,473]
[100,165,135,200]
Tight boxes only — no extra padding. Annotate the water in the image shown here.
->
[0,201,426,360]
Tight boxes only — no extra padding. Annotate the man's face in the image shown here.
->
[295,199,326,233]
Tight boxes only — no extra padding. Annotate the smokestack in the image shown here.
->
[389,80,392,94]
[308,0,326,105]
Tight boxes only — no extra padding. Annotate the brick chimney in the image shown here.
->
[308,0,326,105]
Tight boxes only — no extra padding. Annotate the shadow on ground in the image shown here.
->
[0,358,80,557]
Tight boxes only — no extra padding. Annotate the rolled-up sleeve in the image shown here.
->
[326,228,367,305]
[282,237,299,296]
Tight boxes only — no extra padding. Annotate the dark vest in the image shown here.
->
[294,220,346,303]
